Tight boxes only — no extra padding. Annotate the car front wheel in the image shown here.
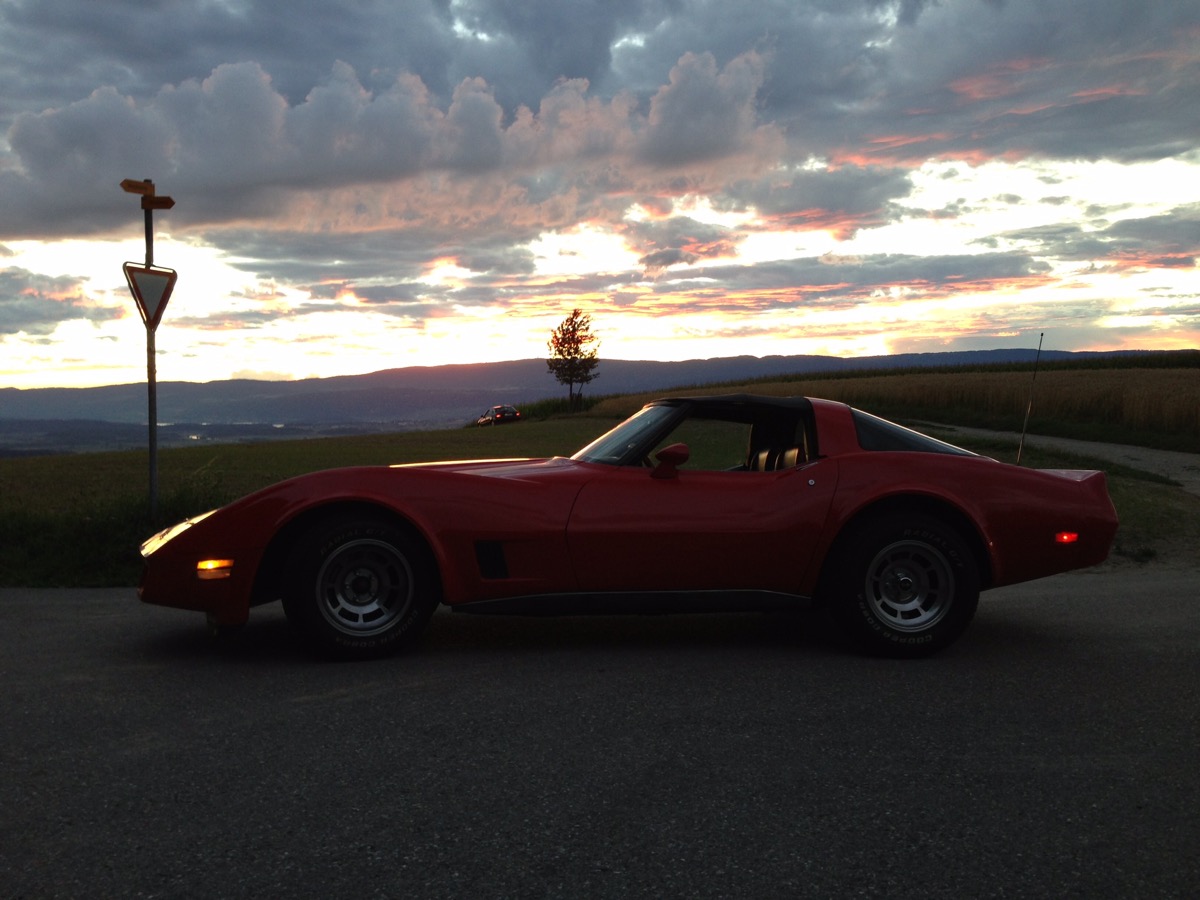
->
[827,513,979,657]
[282,516,438,659]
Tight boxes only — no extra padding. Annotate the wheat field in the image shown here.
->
[591,367,1199,444]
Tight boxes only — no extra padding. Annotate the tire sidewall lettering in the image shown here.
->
[316,524,388,561]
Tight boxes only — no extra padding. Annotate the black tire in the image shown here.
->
[826,513,979,658]
[281,515,438,659]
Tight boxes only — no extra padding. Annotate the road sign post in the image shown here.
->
[121,179,176,520]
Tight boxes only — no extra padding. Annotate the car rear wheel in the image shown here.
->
[282,516,438,659]
[827,513,979,657]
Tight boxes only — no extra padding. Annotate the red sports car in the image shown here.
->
[139,395,1118,658]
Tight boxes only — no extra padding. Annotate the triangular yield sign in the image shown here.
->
[123,262,178,331]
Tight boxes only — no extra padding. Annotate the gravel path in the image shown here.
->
[924,424,1200,496]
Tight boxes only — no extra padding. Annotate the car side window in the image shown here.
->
[852,409,976,456]
[650,418,752,471]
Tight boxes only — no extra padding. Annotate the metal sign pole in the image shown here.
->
[146,328,158,517]
[121,179,176,522]
[141,194,160,520]
[145,205,158,520]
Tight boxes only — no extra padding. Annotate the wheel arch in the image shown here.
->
[250,500,443,607]
[818,494,993,598]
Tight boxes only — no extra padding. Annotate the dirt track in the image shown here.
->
[926,424,1200,495]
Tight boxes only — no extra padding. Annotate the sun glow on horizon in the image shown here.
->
[1,152,1196,390]
[528,226,638,277]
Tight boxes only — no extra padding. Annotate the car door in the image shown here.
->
[566,456,839,594]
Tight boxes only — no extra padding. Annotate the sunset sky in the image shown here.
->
[1,0,1198,390]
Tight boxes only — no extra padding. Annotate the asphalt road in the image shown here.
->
[2,566,1198,899]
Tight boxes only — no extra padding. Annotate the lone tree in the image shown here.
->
[547,308,600,411]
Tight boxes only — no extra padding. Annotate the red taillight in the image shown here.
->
[1055,531,1079,544]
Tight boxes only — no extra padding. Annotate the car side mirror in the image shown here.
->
[651,442,689,479]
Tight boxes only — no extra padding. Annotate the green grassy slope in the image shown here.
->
[3,359,1197,587]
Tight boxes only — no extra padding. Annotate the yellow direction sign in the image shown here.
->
[123,262,177,331]
[120,178,175,210]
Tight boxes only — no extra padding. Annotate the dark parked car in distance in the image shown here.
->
[476,405,522,426]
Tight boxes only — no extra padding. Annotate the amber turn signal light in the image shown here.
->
[196,559,235,580]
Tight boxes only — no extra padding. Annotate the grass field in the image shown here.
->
[593,363,1200,451]
[2,360,1197,587]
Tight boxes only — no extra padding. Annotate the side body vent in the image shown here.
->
[474,541,509,579]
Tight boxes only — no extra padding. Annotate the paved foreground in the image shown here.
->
[2,566,1198,898]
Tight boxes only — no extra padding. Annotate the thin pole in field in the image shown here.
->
[1017,332,1044,465]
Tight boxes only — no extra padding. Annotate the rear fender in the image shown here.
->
[808,493,994,601]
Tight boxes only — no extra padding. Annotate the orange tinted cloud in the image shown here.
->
[758,208,886,241]
[1105,250,1199,272]
[948,58,1053,101]
[1070,85,1147,100]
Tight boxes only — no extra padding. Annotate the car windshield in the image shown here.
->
[571,405,678,464]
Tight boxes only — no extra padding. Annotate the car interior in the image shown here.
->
[647,407,814,472]
[745,415,812,471]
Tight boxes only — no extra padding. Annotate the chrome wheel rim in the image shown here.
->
[315,538,414,637]
[864,539,954,632]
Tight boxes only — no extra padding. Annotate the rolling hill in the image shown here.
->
[0,348,1149,455]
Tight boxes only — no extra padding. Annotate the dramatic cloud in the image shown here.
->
[0,0,1196,387]
[0,268,119,335]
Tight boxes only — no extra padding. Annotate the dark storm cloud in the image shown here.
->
[653,249,1052,303]
[449,0,651,109]
[717,165,915,238]
[162,221,544,330]
[3,0,1195,235]
[0,0,1196,342]
[0,0,461,114]
[625,217,740,271]
[834,0,1200,163]
[732,166,913,218]
[636,51,773,166]
[997,203,1200,265]
[208,225,538,286]
[0,268,117,334]
[484,247,1053,319]
[1105,204,1200,253]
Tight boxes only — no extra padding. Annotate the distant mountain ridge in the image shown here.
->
[0,348,1150,455]
[1,349,1116,424]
